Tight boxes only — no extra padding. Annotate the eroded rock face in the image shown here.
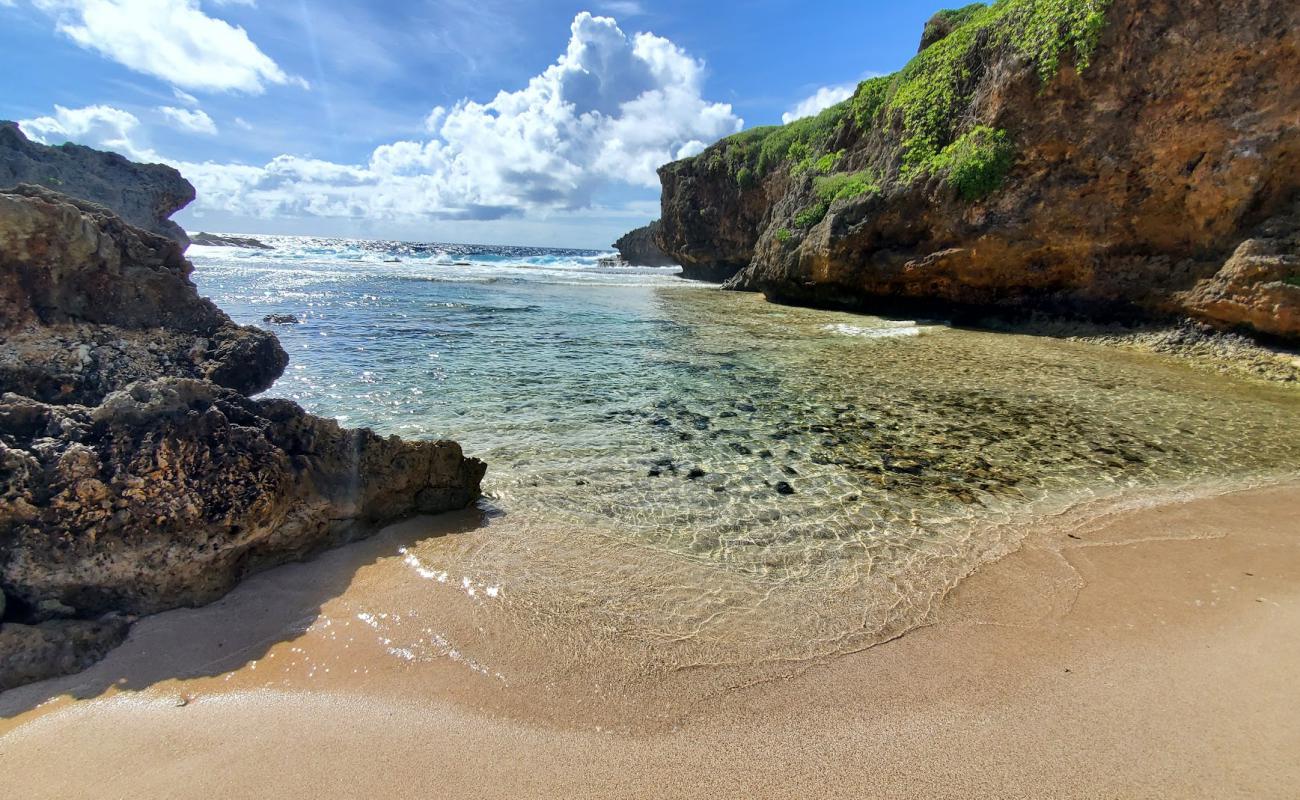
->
[0,122,195,247]
[654,0,1300,342]
[0,188,486,690]
[1180,202,1300,341]
[612,221,678,268]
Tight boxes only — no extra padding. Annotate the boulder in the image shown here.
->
[0,187,485,690]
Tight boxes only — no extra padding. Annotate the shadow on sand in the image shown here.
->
[0,507,488,720]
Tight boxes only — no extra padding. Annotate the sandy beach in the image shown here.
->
[2,480,1297,799]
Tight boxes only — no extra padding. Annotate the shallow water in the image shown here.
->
[191,236,1300,676]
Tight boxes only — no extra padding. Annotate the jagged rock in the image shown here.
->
[0,121,194,247]
[654,0,1300,342]
[0,187,485,691]
[0,185,286,403]
[191,232,273,249]
[263,314,300,325]
[612,221,677,268]
[1180,202,1300,340]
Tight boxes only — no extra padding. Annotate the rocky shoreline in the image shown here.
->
[0,182,485,691]
[635,0,1300,344]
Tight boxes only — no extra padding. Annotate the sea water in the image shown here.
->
[190,236,1300,674]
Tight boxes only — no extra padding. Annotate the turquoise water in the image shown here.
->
[190,236,1300,667]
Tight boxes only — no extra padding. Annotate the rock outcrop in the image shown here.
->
[612,221,677,268]
[190,232,273,249]
[0,186,486,690]
[653,0,1300,342]
[0,121,195,247]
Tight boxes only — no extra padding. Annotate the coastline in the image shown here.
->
[3,479,1298,798]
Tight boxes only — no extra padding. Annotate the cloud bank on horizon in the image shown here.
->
[14,1,742,228]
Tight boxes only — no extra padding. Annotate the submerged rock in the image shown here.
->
[0,186,485,690]
[0,121,195,247]
[263,313,300,325]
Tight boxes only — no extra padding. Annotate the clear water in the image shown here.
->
[190,236,1300,671]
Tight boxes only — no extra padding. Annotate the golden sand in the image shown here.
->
[2,483,1298,798]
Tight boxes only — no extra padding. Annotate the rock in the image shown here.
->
[775,481,796,495]
[653,0,1300,342]
[0,617,131,692]
[687,467,707,480]
[263,314,300,325]
[1180,201,1300,340]
[612,220,678,267]
[0,186,486,691]
[0,185,286,403]
[190,232,273,249]
[0,121,194,247]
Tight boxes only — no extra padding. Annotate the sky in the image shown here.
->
[0,0,940,248]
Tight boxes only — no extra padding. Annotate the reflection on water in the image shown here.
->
[192,238,1300,677]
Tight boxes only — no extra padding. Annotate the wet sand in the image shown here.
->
[2,482,1299,798]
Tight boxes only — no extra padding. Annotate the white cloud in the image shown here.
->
[31,0,306,94]
[158,106,217,135]
[171,87,199,106]
[782,84,856,125]
[17,104,160,162]
[599,1,644,15]
[17,14,739,226]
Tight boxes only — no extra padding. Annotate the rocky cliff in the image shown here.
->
[0,121,195,247]
[653,0,1300,341]
[612,221,677,268]
[0,186,485,691]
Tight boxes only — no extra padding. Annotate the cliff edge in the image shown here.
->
[0,121,195,247]
[653,0,1300,341]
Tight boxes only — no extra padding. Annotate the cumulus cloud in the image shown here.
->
[782,84,856,125]
[24,13,739,225]
[17,104,160,162]
[30,0,306,94]
[158,106,218,135]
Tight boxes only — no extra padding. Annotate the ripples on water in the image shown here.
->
[191,235,1300,674]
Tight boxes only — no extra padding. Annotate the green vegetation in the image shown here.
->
[774,228,793,243]
[814,170,880,202]
[922,3,987,47]
[922,126,1015,200]
[1285,275,1300,288]
[696,0,1112,202]
[794,202,830,228]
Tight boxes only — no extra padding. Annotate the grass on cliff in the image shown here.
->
[814,170,880,202]
[697,0,1112,200]
[924,126,1014,199]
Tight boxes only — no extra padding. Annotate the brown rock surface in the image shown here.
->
[654,0,1300,342]
[0,187,485,690]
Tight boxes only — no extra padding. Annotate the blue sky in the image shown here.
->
[1,1,939,248]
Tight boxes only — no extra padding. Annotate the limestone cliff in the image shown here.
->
[654,0,1300,341]
[0,121,195,247]
[0,186,485,691]
[612,221,677,268]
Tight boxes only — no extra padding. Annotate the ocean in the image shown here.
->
[189,235,1300,673]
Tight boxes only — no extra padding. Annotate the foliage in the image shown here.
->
[794,202,830,228]
[922,126,1015,200]
[848,75,891,130]
[774,228,793,243]
[814,170,880,202]
[1285,275,1300,288]
[922,3,987,48]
